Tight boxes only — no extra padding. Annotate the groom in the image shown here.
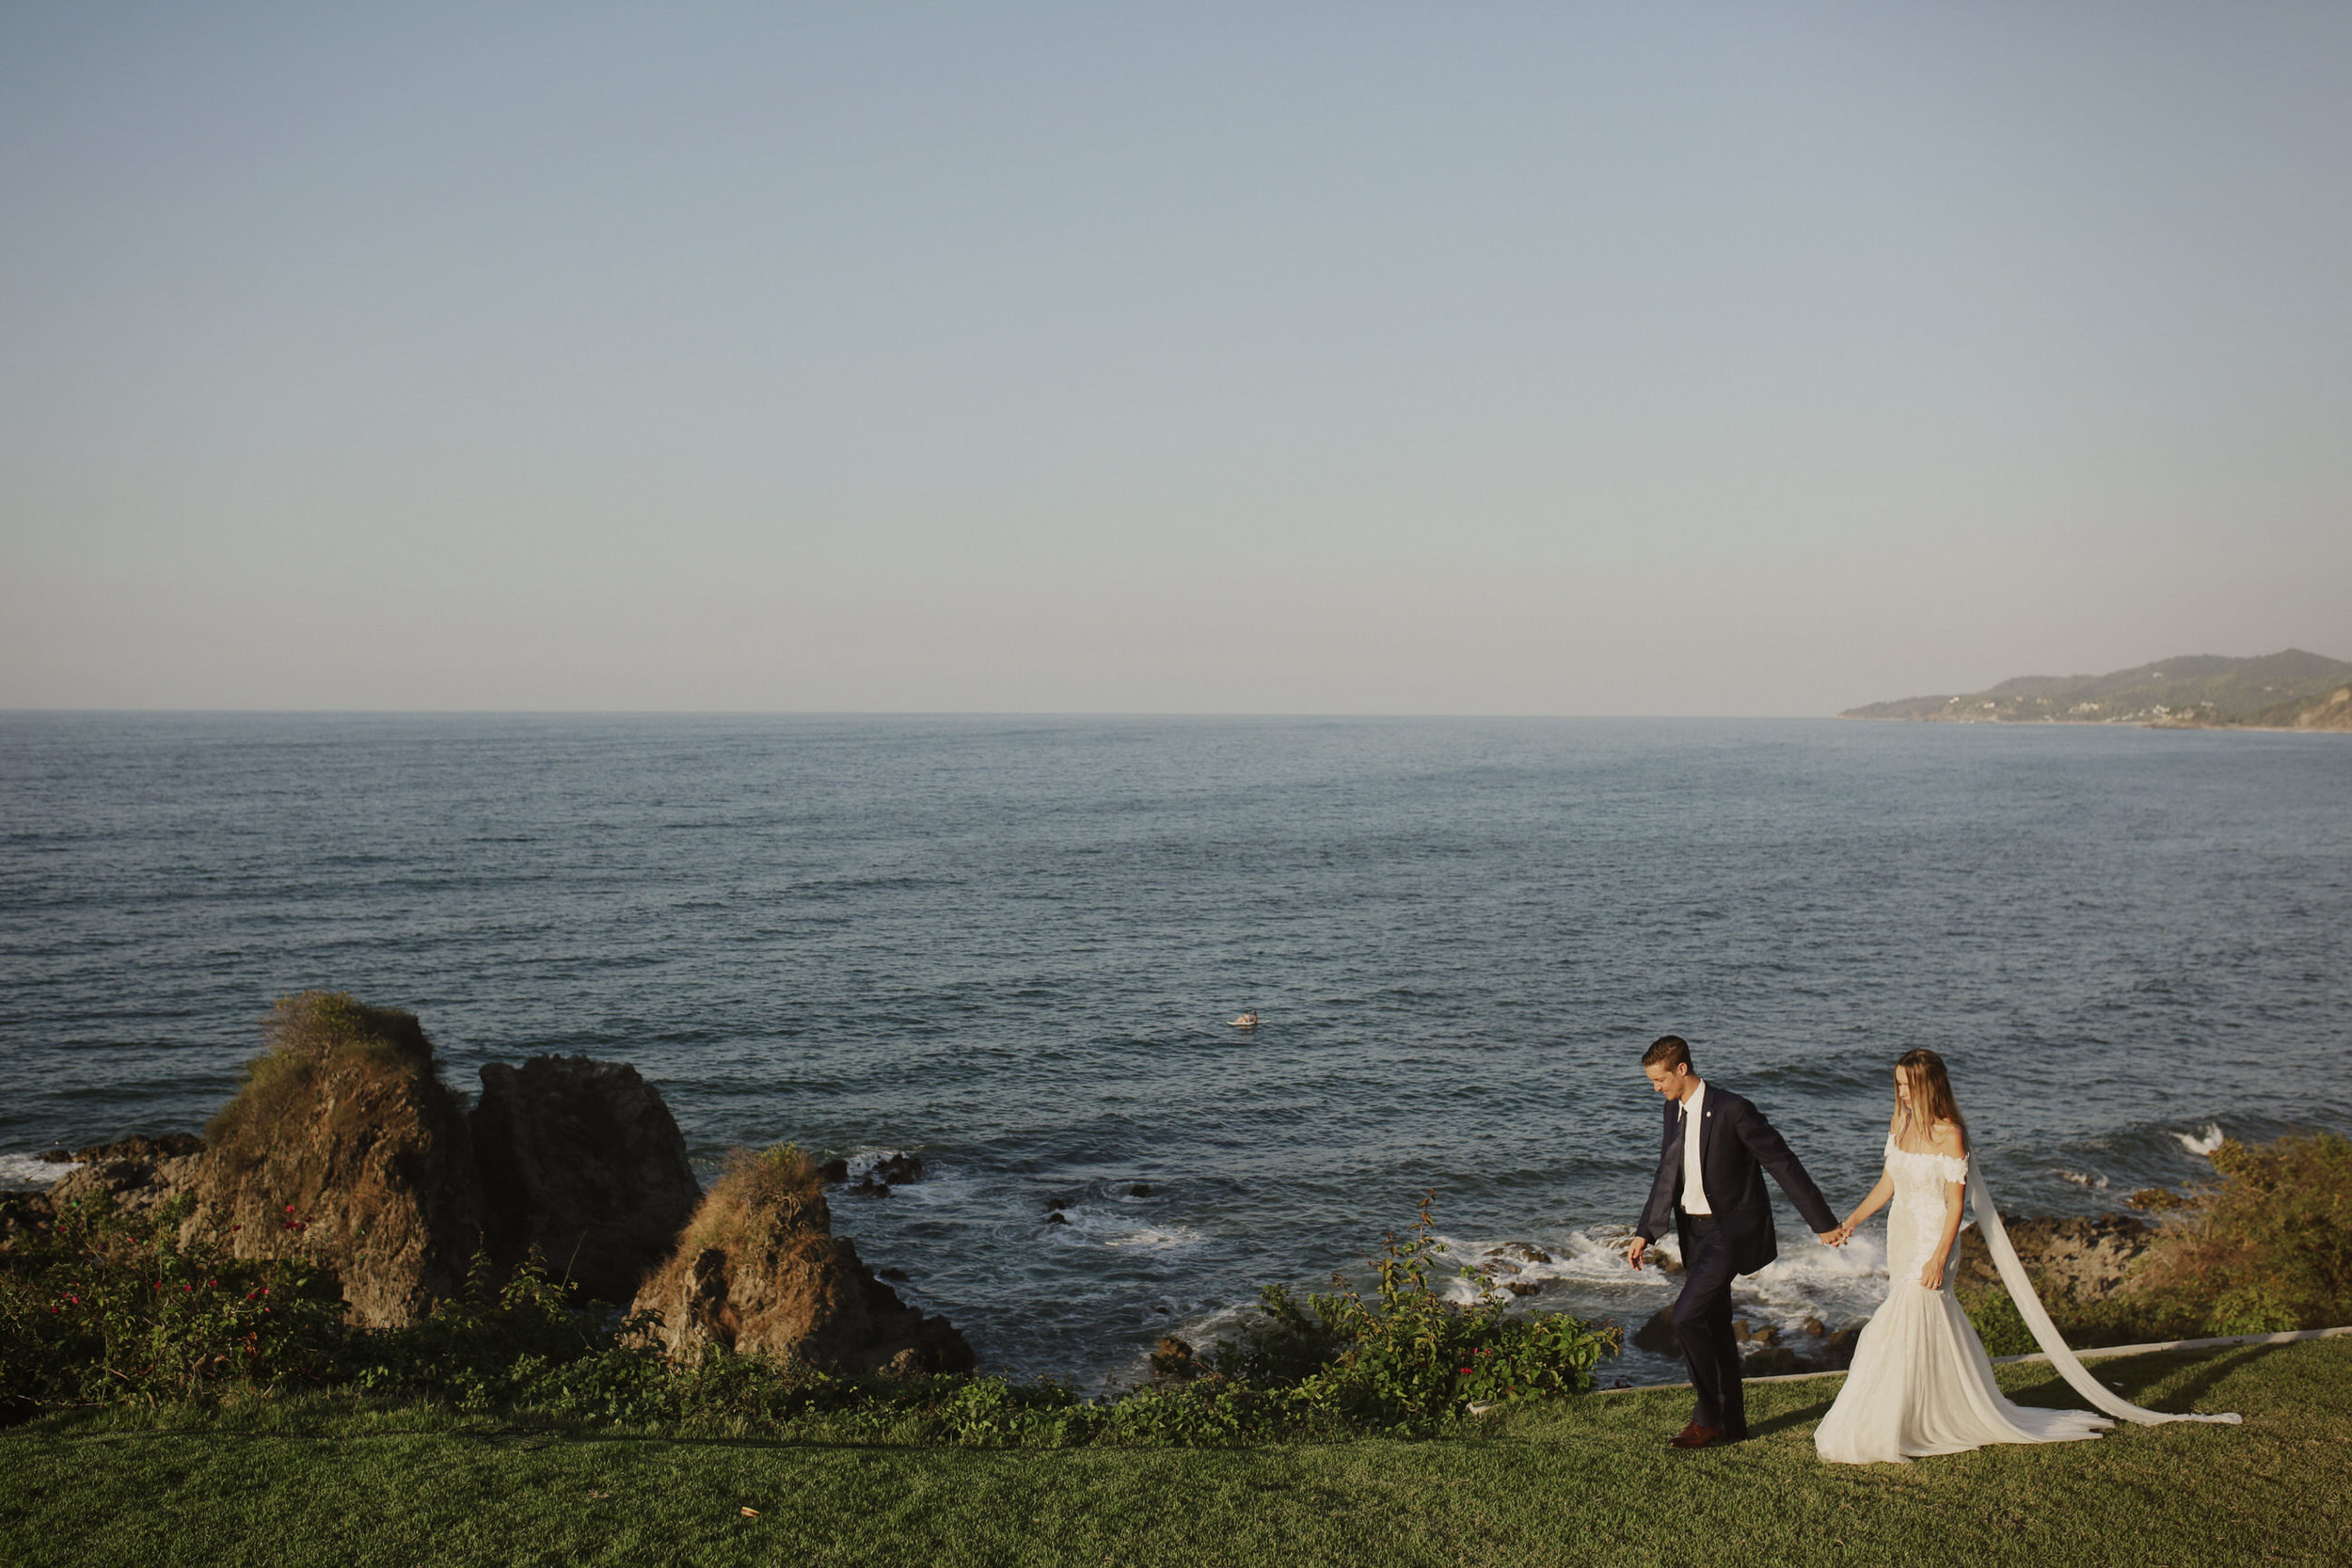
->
[1628,1034,1842,1449]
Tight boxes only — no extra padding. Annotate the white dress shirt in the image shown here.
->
[1679,1079,1712,1215]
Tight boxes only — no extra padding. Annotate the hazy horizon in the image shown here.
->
[6,4,2348,716]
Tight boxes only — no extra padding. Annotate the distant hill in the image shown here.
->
[1842,650,2352,730]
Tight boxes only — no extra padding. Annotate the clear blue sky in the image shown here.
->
[4,2,2346,713]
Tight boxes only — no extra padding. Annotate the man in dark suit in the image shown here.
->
[1629,1034,1843,1449]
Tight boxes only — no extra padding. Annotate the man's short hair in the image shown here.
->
[1642,1035,1692,1073]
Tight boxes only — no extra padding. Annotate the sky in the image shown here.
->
[3,2,2347,715]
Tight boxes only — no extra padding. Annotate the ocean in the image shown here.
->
[3,713,2345,1386]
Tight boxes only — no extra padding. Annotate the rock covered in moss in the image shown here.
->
[470,1054,701,1304]
[183,992,482,1327]
[631,1146,974,1375]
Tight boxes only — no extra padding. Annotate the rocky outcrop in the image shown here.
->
[183,992,483,1328]
[47,1134,206,1223]
[631,1146,974,1375]
[470,1055,701,1305]
[1957,1213,2153,1304]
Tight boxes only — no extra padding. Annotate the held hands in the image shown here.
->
[1820,1220,1857,1247]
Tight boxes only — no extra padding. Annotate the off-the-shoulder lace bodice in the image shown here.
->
[1883,1134,1969,1186]
[1883,1134,1968,1283]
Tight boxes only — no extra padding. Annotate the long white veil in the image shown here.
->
[1966,1162,2241,1426]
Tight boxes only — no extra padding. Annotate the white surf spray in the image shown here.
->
[0,1153,75,1190]
[2173,1124,2225,1157]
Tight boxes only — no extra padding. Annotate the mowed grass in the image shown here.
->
[2,1339,2344,1568]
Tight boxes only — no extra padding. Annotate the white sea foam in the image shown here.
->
[2173,1123,2225,1157]
[1043,1205,1206,1255]
[2055,1168,2109,1189]
[1424,1223,1893,1352]
[0,1153,75,1190]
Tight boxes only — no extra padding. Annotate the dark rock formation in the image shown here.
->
[183,992,482,1328]
[870,1153,922,1185]
[1740,1323,1860,1376]
[469,1055,701,1305]
[1127,1183,1153,1197]
[631,1147,974,1375]
[1957,1213,2153,1304]
[840,1153,923,1197]
[1635,1304,1861,1374]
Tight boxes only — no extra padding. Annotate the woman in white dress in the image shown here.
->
[1814,1049,2237,1465]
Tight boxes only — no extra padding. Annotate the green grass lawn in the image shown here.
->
[3,1338,2342,1568]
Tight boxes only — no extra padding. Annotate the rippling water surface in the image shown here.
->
[3,714,2345,1384]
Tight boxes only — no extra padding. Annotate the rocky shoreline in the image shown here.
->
[8,992,973,1377]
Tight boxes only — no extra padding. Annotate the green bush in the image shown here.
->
[1205,1191,1619,1428]
[0,1190,343,1418]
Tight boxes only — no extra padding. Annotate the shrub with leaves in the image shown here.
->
[1207,1192,1619,1428]
[2131,1131,2352,1334]
[0,1191,343,1418]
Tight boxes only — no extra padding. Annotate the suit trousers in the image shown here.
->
[1672,1215,1746,1434]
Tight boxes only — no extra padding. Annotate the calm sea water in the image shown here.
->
[3,714,2346,1384]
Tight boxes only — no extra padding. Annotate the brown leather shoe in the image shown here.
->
[1669,1422,1724,1449]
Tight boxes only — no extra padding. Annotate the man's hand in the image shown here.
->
[1627,1235,1648,1271]
[1816,1229,1848,1248]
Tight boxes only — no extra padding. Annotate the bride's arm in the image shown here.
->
[1828,1169,1893,1244]
[1919,1122,1967,1288]
[1825,1109,1901,1243]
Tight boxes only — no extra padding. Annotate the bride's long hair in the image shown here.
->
[1895,1048,1968,1149]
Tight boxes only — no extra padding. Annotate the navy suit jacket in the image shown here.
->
[1636,1085,1838,1277]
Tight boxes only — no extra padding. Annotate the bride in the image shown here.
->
[1814,1048,2238,1465]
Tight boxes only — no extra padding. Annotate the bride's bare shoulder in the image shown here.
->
[1928,1119,1967,1154]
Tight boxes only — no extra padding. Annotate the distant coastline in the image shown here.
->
[1841,649,2352,731]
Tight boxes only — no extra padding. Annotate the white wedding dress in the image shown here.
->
[1815,1136,2239,1465]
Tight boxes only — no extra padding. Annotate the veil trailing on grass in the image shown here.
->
[1966,1163,2241,1426]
